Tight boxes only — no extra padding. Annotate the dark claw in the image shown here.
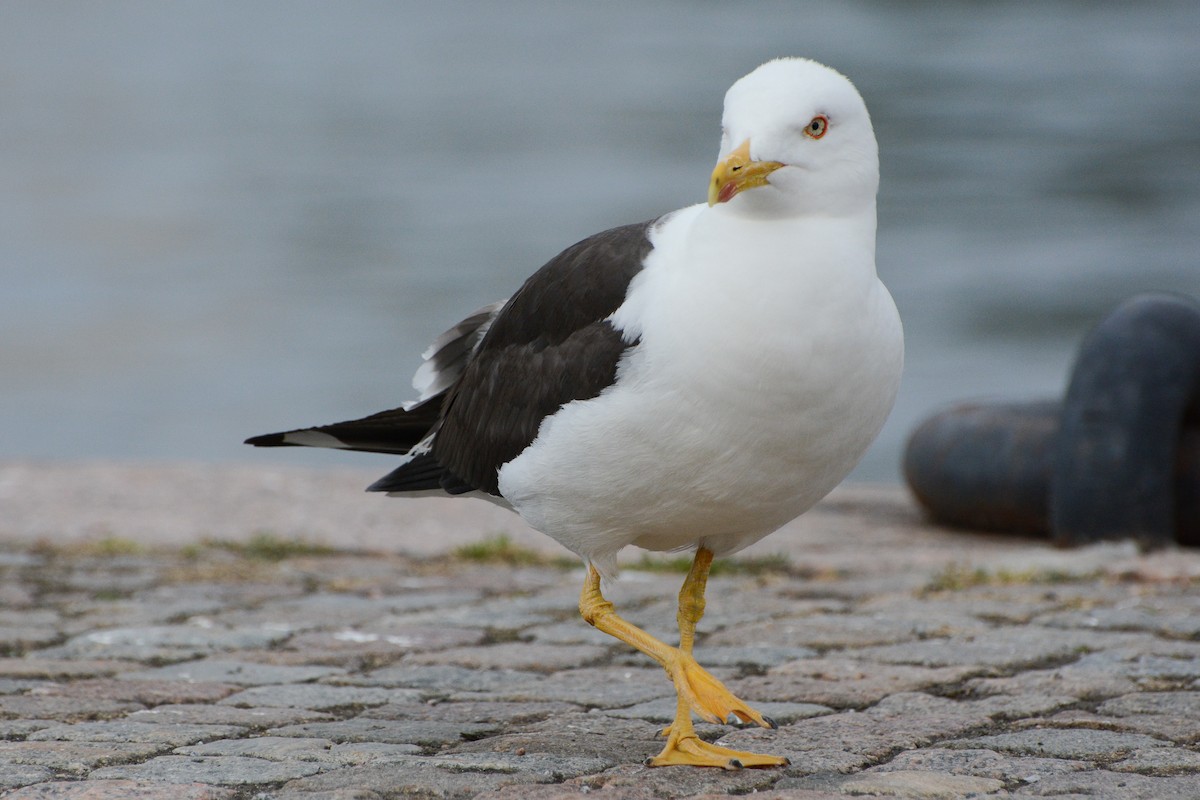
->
[643,757,655,767]
[762,715,778,729]
[727,758,744,771]
[782,756,791,766]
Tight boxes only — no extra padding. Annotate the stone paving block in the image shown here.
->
[321,741,425,765]
[435,565,575,598]
[577,761,785,799]
[0,550,43,567]
[360,700,578,725]
[63,598,227,634]
[219,683,419,710]
[280,762,536,799]
[380,605,563,632]
[1092,692,1200,743]
[126,703,336,729]
[0,764,55,792]
[839,769,1004,798]
[0,626,65,652]
[175,735,338,760]
[708,609,987,650]
[454,666,673,709]
[89,754,323,786]
[0,658,127,680]
[732,658,979,708]
[1007,769,1200,799]
[861,587,1070,624]
[0,718,56,738]
[40,624,290,662]
[28,720,244,747]
[174,737,425,769]
[1035,605,1200,639]
[472,786,661,800]
[603,696,830,725]
[283,625,487,659]
[705,579,848,617]
[964,692,1077,721]
[1,779,236,799]
[268,716,499,748]
[967,663,1139,701]
[117,659,345,686]
[702,793,848,800]
[406,642,610,672]
[772,749,877,782]
[283,752,612,798]
[1111,747,1200,776]
[693,645,819,670]
[219,591,481,633]
[47,565,159,596]
[0,694,142,722]
[0,585,36,609]
[784,573,930,599]
[1103,714,1200,744]
[870,747,1088,781]
[329,664,545,694]
[466,584,579,618]
[0,741,166,772]
[266,792,385,800]
[727,692,995,764]
[521,619,615,646]
[1109,653,1200,684]
[187,649,363,669]
[301,589,488,616]
[1098,690,1200,717]
[406,751,618,779]
[33,678,240,705]
[946,728,1168,760]
[0,678,50,694]
[848,626,1098,670]
[448,711,655,766]
[1032,707,1200,744]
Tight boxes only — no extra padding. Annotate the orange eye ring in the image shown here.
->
[804,115,828,139]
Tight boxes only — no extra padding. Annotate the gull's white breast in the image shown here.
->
[498,204,903,575]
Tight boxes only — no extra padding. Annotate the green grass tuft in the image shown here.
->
[924,562,1093,594]
[453,533,575,568]
[209,532,337,562]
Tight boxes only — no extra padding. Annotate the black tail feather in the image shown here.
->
[245,398,442,456]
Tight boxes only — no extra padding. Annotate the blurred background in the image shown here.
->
[3,1,1198,483]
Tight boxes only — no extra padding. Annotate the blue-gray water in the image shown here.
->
[4,2,1198,482]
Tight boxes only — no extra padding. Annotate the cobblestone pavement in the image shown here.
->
[2,464,1200,799]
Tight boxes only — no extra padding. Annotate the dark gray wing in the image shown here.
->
[376,219,656,495]
[248,219,656,497]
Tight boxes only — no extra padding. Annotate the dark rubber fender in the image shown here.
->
[1051,293,1200,547]
[904,293,1200,547]
[903,400,1059,535]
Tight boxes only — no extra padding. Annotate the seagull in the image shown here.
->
[247,57,903,769]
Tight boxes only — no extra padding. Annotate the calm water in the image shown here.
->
[3,2,1198,482]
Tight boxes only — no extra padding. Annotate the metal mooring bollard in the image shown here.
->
[904,293,1200,548]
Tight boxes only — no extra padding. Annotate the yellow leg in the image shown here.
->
[578,550,788,769]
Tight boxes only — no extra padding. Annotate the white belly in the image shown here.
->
[497,206,903,576]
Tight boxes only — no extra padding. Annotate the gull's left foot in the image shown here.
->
[646,730,790,770]
[668,651,775,729]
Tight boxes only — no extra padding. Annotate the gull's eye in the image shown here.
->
[803,115,828,140]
